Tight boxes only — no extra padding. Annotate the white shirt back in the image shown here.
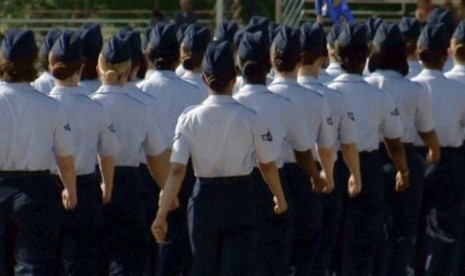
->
[407,60,423,79]
[137,70,204,147]
[0,82,75,171]
[268,77,334,162]
[91,85,167,167]
[326,62,342,78]
[31,71,55,95]
[327,73,403,152]
[171,95,277,177]
[49,86,118,175]
[79,79,102,95]
[411,69,465,147]
[181,71,209,100]
[445,64,465,86]
[365,70,434,144]
[234,84,312,168]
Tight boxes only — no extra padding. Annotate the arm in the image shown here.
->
[317,146,335,193]
[56,155,77,210]
[152,163,187,243]
[146,149,171,188]
[98,155,115,204]
[418,130,440,164]
[384,138,410,192]
[258,161,288,214]
[294,150,328,192]
[341,142,362,197]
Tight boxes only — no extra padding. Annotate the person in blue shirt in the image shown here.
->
[316,0,354,24]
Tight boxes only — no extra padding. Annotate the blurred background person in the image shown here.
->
[175,0,197,27]
[415,0,434,25]
[316,0,354,25]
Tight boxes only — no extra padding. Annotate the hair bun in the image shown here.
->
[51,62,69,80]
[182,55,194,70]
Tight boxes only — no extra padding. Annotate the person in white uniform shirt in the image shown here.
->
[91,36,170,275]
[179,24,210,98]
[32,28,61,94]
[234,30,327,275]
[427,9,456,72]
[137,22,203,276]
[325,24,343,79]
[365,23,440,276]
[152,40,288,276]
[327,23,409,275]
[175,23,189,77]
[47,31,119,275]
[0,29,77,275]
[267,25,335,275]
[411,23,465,276]
[298,22,362,276]
[398,17,423,79]
[214,20,238,43]
[77,22,103,94]
[445,20,465,85]
[364,17,384,76]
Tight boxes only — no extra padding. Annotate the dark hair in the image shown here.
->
[405,38,418,56]
[335,43,369,74]
[271,43,301,72]
[39,54,49,71]
[147,46,179,70]
[417,46,448,68]
[0,54,38,83]
[80,57,99,80]
[48,53,83,80]
[368,45,409,76]
[180,44,204,70]
[452,39,465,63]
[238,58,269,84]
[301,48,325,66]
[203,70,235,93]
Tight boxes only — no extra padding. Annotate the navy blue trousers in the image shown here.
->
[156,161,194,276]
[378,144,426,276]
[423,147,465,276]
[251,168,294,276]
[60,173,104,276]
[284,163,323,275]
[104,167,148,276]
[0,171,62,276]
[188,175,259,276]
[342,151,384,276]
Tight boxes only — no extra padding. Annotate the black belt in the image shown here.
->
[199,175,251,184]
[0,170,50,178]
[114,166,140,174]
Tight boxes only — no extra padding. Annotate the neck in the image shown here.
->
[102,79,126,86]
[188,67,203,74]
[407,55,418,61]
[275,68,298,80]
[55,76,79,87]
[298,64,320,78]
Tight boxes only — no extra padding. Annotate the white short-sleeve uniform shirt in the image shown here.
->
[327,73,403,152]
[49,86,119,175]
[234,84,313,168]
[79,79,102,96]
[171,95,277,177]
[181,71,209,100]
[365,70,435,144]
[268,77,334,162]
[445,64,465,86]
[91,85,167,167]
[407,60,423,79]
[325,62,342,78]
[411,69,465,147]
[31,71,55,95]
[0,82,75,171]
[137,70,205,147]
[298,75,357,148]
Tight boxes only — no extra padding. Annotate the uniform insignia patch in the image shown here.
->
[390,108,400,116]
[64,123,71,131]
[348,112,355,121]
[108,124,116,133]
[261,129,273,142]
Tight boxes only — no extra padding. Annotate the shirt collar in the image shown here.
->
[202,94,236,105]
[270,76,300,87]
[49,86,88,96]
[371,70,403,78]
[95,84,128,94]
[451,64,465,72]
[332,72,365,82]
[416,69,445,79]
[327,62,341,70]
[3,82,36,92]
[149,70,179,81]
[297,75,321,85]
[239,84,269,94]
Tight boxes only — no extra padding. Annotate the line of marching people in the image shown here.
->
[1,6,465,276]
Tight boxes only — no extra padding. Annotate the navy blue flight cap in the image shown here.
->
[428,8,456,38]
[453,20,465,43]
[418,23,449,51]
[117,28,142,61]
[273,25,301,54]
[177,23,189,43]
[373,23,405,49]
[269,23,284,44]
[238,31,270,64]
[366,17,384,40]
[51,31,84,62]
[40,28,62,57]
[249,16,270,29]
[182,24,211,52]
[1,29,38,61]
[102,36,132,63]
[149,23,179,51]
[78,22,103,59]
[233,24,265,50]
[327,24,343,48]
[203,41,235,77]
[337,23,369,50]
[398,17,421,40]
[215,20,238,43]
[300,22,326,52]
